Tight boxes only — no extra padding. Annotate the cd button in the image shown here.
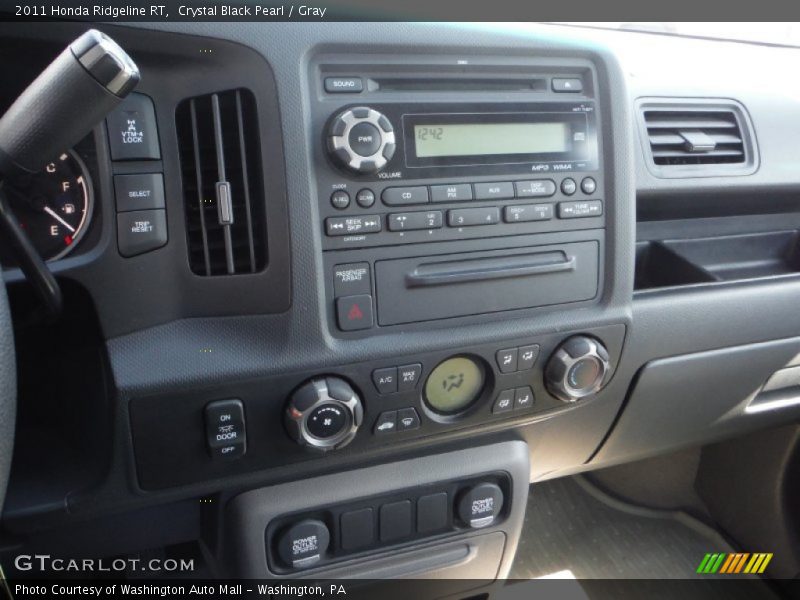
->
[382,186,429,206]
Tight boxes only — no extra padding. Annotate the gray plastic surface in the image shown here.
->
[223,441,529,579]
[593,336,800,465]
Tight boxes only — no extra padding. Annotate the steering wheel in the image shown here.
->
[0,271,15,513]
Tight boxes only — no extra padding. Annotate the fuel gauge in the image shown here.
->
[2,150,93,262]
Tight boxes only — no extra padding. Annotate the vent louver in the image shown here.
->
[176,89,266,276]
[644,108,746,166]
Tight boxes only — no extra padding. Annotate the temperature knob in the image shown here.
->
[285,377,363,451]
[327,107,396,173]
[545,336,610,403]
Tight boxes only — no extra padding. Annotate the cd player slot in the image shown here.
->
[371,77,548,93]
[375,241,598,326]
[405,252,575,287]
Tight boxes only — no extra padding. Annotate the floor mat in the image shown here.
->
[510,475,771,583]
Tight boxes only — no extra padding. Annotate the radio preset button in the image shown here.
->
[356,188,376,208]
[324,77,363,93]
[515,180,557,198]
[447,207,500,227]
[326,215,382,236]
[382,186,429,206]
[388,211,442,231]
[349,122,382,157]
[561,178,577,196]
[552,77,583,93]
[430,184,473,203]
[581,177,597,195]
[503,204,553,223]
[330,190,350,209]
[558,200,603,219]
[474,182,514,201]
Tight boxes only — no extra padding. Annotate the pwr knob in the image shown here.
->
[327,106,396,173]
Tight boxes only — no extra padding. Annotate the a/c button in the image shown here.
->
[117,209,167,257]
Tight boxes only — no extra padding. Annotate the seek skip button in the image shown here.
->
[117,209,167,257]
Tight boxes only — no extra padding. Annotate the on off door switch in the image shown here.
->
[204,399,246,460]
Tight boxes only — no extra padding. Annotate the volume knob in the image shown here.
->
[285,377,363,451]
[545,336,610,403]
[328,107,396,173]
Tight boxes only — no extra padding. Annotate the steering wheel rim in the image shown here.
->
[0,270,15,513]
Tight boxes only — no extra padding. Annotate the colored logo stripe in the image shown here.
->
[697,553,773,574]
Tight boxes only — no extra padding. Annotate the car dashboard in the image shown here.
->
[1,20,800,582]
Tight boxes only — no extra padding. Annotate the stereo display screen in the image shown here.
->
[414,122,570,158]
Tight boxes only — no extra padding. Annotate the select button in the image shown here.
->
[114,173,165,212]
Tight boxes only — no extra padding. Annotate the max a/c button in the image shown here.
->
[336,295,374,331]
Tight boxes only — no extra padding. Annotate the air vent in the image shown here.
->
[176,89,266,276]
[638,99,757,177]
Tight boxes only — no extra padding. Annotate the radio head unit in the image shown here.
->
[326,101,598,179]
[310,57,607,337]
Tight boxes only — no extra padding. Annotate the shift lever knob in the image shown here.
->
[0,29,139,175]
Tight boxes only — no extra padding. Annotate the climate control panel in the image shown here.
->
[130,325,624,490]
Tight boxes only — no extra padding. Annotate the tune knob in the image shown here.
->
[285,377,363,451]
[545,336,610,403]
[327,106,396,173]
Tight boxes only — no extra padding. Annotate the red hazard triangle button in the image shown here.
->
[336,294,374,331]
